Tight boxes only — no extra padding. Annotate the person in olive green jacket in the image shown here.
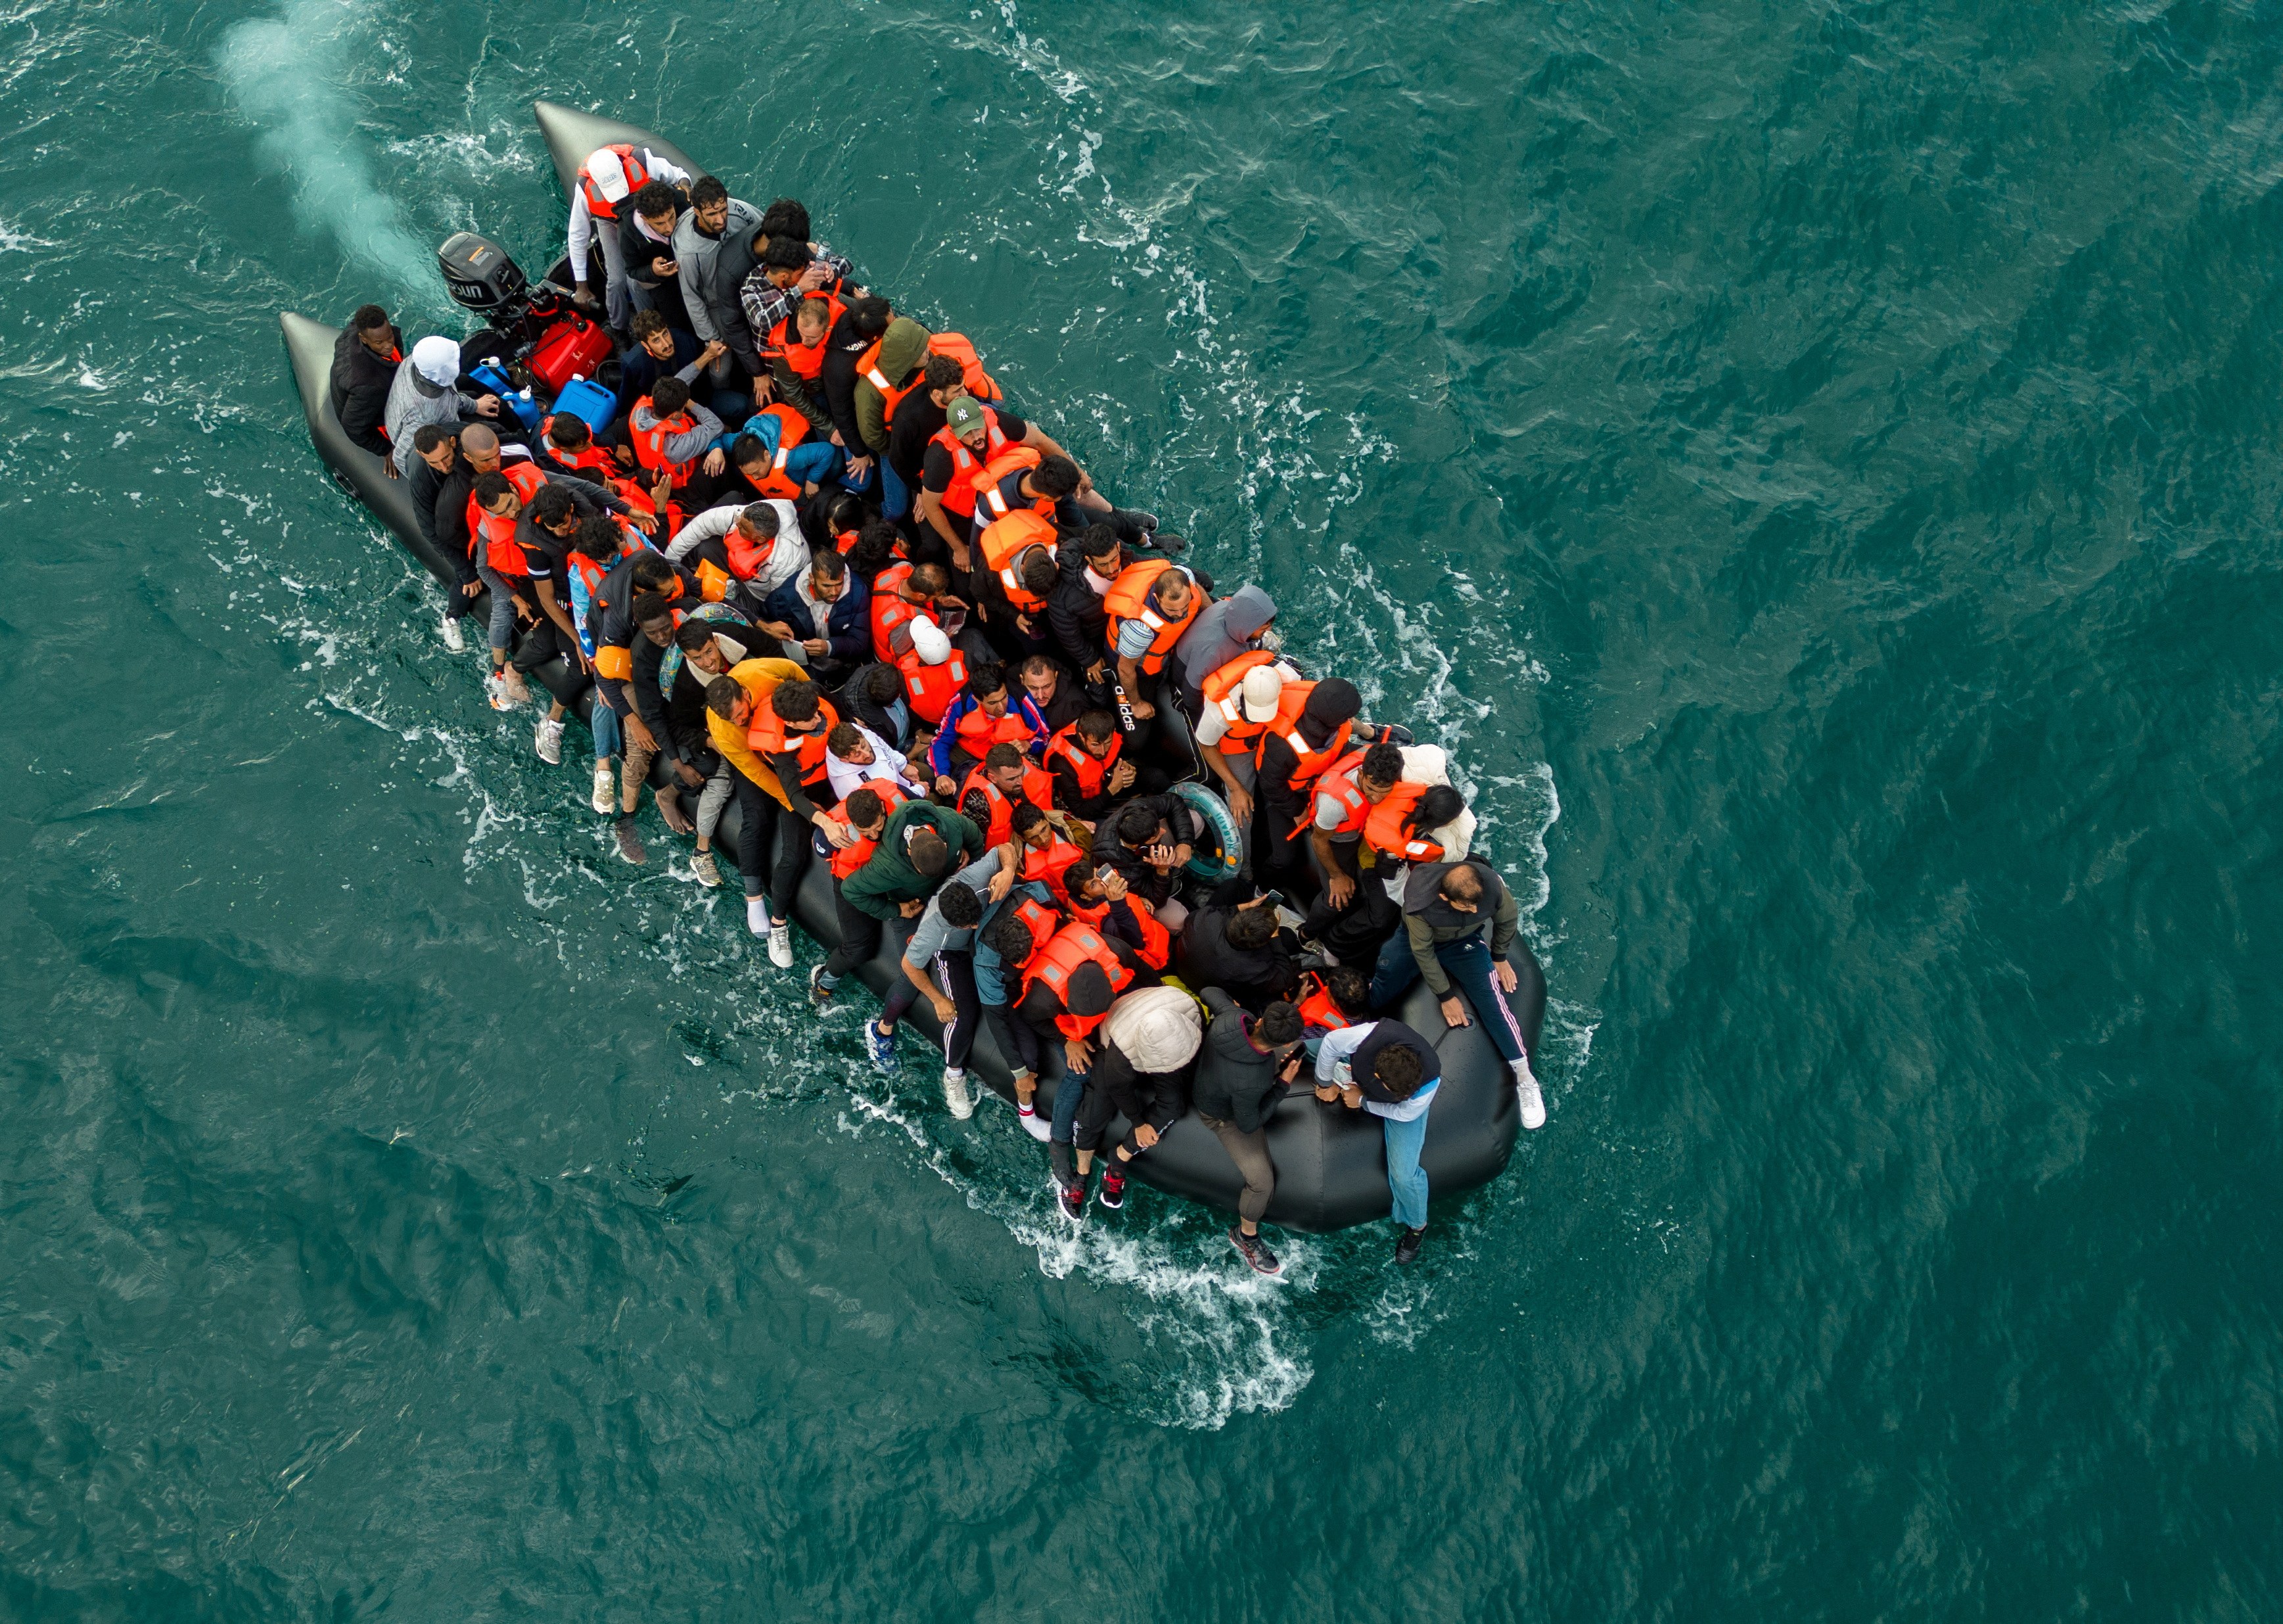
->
[839,800,986,1073]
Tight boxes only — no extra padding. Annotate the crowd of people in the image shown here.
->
[327,143,1545,1270]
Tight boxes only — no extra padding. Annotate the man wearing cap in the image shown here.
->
[1067,985,1203,1216]
[567,144,692,329]
[1193,655,1305,829]
[917,394,1089,559]
[384,336,501,476]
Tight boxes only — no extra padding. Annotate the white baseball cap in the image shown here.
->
[1239,666,1285,723]
[584,148,631,204]
[410,335,460,386]
[909,616,952,666]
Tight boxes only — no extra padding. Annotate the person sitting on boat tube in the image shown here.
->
[567,143,691,329]
[329,304,401,463]
[384,336,500,476]
[1314,1017,1442,1264]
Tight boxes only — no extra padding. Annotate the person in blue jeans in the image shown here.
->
[1314,1017,1442,1263]
[1366,855,1546,1132]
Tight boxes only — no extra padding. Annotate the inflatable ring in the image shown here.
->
[1173,779,1243,883]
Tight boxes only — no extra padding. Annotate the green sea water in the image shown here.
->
[4,0,2279,1617]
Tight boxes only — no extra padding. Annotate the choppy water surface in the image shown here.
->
[3,0,2278,1617]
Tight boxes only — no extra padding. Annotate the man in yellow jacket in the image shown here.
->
[703,655,810,962]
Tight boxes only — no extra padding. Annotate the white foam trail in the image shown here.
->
[216,0,435,295]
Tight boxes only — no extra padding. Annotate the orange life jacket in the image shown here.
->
[1295,971,1353,1034]
[767,293,844,381]
[737,405,812,502]
[578,143,649,221]
[827,783,907,881]
[630,399,697,486]
[954,699,1039,760]
[968,445,1047,525]
[1045,722,1121,802]
[566,535,641,605]
[746,695,842,793]
[469,460,551,576]
[547,427,671,525]
[724,525,785,583]
[1019,920,1134,1040]
[897,646,969,726]
[1021,833,1084,905]
[928,409,1013,520]
[1200,651,1283,756]
[959,762,1056,848]
[858,331,1000,429]
[1363,779,1446,864]
[1310,748,1374,839]
[1103,560,1202,676]
[996,895,1062,972]
[870,564,933,662]
[1070,894,1172,973]
[977,510,1056,613]
[1257,680,1354,796]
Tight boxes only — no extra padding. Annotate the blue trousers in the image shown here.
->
[589,699,621,762]
[1368,931,1527,1065]
[1382,1105,1431,1229]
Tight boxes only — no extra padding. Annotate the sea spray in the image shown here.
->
[216,0,438,301]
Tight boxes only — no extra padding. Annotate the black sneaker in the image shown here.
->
[1097,1170,1127,1211]
[1151,530,1187,555]
[1394,1224,1425,1265]
[1056,1180,1086,1222]
[1229,1228,1281,1276]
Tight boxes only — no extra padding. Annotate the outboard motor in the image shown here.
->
[437,231,568,357]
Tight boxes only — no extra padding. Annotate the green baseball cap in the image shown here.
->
[945,396,988,437]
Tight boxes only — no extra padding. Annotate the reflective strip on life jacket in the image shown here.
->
[1046,722,1120,802]
[630,400,697,486]
[928,409,1011,519]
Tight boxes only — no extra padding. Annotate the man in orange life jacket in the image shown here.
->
[667,499,811,615]
[957,741,1055,848]
[1011,802,1083,908]
[471,469,584,748]
[871,562,951,664]
[969,511,1062,664]
[1108,562,1209,722]
[919,394,1090,563]
[1066,858,1174,974]
[968,450,1162,555]
[1255,677,1364,893]
[1041,709,1144,828]
[705,659,844,955]
[507,480,649,771]
[1193,657,1304,827]
[1303,739,1409,967]
[749,680,853,967]
[628,376,737,510]
[929,662,1049,791]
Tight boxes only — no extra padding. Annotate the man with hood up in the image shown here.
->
[1255,677,1366,894]
[1172,582,1280,717]
[384,336,501,475]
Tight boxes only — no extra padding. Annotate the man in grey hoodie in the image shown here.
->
[1192,990,1304,1274]
[1171,582,1278,717]
[672,176,767,403]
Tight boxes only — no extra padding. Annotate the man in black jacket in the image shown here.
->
[403,425,480,651]
[1047,523,1126,696]
[1178,883,1303,1011]
[329,305,401,461]
[1193,992,1304,1274]
[1256,678,1364,894]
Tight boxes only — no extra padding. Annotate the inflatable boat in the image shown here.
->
[276,100,1545,1232]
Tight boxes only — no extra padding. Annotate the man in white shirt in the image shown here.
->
[566,145,692,329]
[1314,1017,1442,1264]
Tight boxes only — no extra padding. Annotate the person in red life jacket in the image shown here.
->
[723,410,846,507]
[763,287,841,433]
[969,511,1061,662]
[739,211,860,400]
[1255,677,1363,893]
[1016,655,1092,735]
[567,143,691,328]
[1107,561,1209,722]
[919,394,1090,563]
[542,414,671,532]
[969,444,1163,554]
[666,499,811,615]
[890,616,971,730]
[822,720,926,806]
[329,304,402,463]
[929,662,1049,790]
[871,562,951,663]
[628,376,737,511]
[1042,710,1136,829]
[759,550,869,689]
[440,424,537,691]
[1301,739,1409,967]
[1065,858,1174,973]
[957,741,1057,848]
[1011,802,1084,908]
[975,908,1112,1210]
[1067,985,1203,1217]
[1193,656,1304,826]
[1177,881,1303,1011]
[511,482,651,772]
[470,468,582,741]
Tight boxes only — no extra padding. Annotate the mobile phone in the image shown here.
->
[1255,888,1285,910]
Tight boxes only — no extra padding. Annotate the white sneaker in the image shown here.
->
[745,897,768,937]
[1015,1103,1051,1142]
[1514,1061,1547,1130]
[440,612,466,653]
[589,760,615,814]
[766,919,794,969]
[942,1068,975,1119]
[535,717,565,765]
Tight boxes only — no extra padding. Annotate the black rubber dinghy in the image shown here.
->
[275,102,1546,1232]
